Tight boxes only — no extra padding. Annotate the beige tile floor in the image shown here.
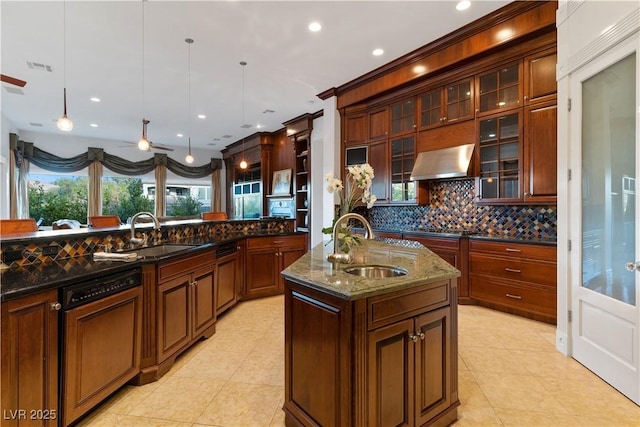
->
[79,296,640,427]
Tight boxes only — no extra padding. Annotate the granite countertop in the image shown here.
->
[0,230,303,302]
[358,227,557,245]
[281,239,460,301]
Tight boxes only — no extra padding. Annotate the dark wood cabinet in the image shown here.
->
[524,49,557,105]
[419,77,474,129]
[368,139,390,204]
[244,235,307,299]
[524,101,557,204]
[1,290,59,427]
[157,260,215,363]
[284,278,458,427]
[368,106,389,140]
[468,239,557,323]
[61,286,142,426]
[476,61,522,115]
[216,249,240,315]
[344,112,367,146]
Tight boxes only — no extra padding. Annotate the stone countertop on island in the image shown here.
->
[281,238,460,301]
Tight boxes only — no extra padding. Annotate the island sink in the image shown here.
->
[125,244,198,259]
[343,264,408,278]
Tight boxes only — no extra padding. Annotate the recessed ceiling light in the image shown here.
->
[177,133,183,137]
[456,1,471,11]
[372,48,384,56]
[308,22,322,32]
[90,97,100,102]
[256,124,262,129]
[90,123,98,127]
[198,114,206,119]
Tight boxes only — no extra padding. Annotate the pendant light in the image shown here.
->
[184,38,194,164]
[239,61,248,170]
[137,0,150,151]
[56,0,73,131]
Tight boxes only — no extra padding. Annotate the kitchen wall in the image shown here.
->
[369,179,557,240]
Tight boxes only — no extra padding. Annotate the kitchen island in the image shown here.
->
[281,239,460,427]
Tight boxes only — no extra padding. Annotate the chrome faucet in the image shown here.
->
[327,213,374,268]
[130,211,160,247]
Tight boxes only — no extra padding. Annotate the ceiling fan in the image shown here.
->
[1,74,27,87]
[119,119,175,152]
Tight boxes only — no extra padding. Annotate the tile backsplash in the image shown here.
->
[369,179,556,240]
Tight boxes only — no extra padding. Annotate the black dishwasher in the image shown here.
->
[59,268,142,427]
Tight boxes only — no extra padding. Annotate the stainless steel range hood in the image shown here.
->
[410,143,475,181]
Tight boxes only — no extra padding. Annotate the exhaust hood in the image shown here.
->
[410,143,475,181]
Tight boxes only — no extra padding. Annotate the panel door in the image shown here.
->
[191,267,216,338]
[157,275,191,363]
[570,37,639,404]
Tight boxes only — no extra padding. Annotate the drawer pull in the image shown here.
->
[505,248,521,253]
[273,240,283,244]
[505,293,522,300]
[505,268,522,273]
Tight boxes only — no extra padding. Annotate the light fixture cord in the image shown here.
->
[241,61,246,160]
[188,39,191,155]
[141,0,145,121]
[63,0,66,91]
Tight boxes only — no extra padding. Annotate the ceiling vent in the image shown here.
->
[222,135,232,139]
[240,124,252,129]
[26,62,53,72]
[262,109,275,114]
[29,122,44,127]
[3,86,24,95]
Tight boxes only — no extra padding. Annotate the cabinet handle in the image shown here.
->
[506,293,522,300]
[193,280,198,286]
[237,246,241,251]
[50,302,61,311]
[418,332,425,340]
[409,333,419,343]
[505,248,521,253]
[505,268,522,273]
[442,117,447,122]
[273,240,283,244]
[524,95,528,101]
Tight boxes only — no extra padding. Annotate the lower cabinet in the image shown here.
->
[284,278,458,427]
[244,234,307,299]
[216,245,240,315]
[468,239,557,323]
[136,249,216,384]
[403,234,470,302]
[1,290,59,427]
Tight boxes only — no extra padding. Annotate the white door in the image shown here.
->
[570,35,640,404]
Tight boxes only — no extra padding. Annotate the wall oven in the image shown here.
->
[59,268,142,426]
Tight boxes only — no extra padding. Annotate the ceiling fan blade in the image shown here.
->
[151,144,174,152]
[1,74,27,87]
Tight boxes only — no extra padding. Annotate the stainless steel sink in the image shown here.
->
[343,265,408,278]
[127,244,198,259]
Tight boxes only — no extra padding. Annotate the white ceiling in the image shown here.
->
[1,0,512,154]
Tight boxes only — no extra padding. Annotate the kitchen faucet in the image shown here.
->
[130,211,160,247]
[327,212,374,269]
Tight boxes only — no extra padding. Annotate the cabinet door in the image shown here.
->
[524,48,557,105]
[245,248,279,297]
[369,139,390,204]
[390,136,416,203]
[62,286,142,426]
[390,98,416,135]
[524,102,557,203]
[368,107,389,140]
[477,62,522,115]
[1,290,59,427]
[477,111,522,202]
[418,87,443,129]
[344,112,367,146]
[444,78,474,123]
[368,318,414,427]
[279,246,306,289]
[157,275,191,363]
[216,252,238,314]
[414,307,452,425]
[191,267,216,338]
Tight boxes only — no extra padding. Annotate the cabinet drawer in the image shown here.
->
[403,234,460,251]
[469,276,556,317]
[247,235,306,250]
[158,250,214,282]
[469,253,556,287]
[367,280,449,330]
[469,240,556,261]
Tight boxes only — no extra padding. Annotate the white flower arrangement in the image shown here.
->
[323,163,377,251]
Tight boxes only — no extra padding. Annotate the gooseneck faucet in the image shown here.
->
[327,213,374,268]
[130,211,160,247]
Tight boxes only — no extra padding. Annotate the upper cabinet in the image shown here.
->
[524,48,557,105]
[419,77,474,129]
[390,98,416,135]
[343,111,367,147]
[368,107,389,141]
[477,61,523,116]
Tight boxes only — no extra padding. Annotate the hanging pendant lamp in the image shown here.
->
[239,61,248,170]
[185,38,194,164]
[137,0,149,151]
[57,0,72,132]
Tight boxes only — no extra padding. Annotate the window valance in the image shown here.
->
[10,135,222,178]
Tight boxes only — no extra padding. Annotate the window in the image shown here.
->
[28,171,88,226]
